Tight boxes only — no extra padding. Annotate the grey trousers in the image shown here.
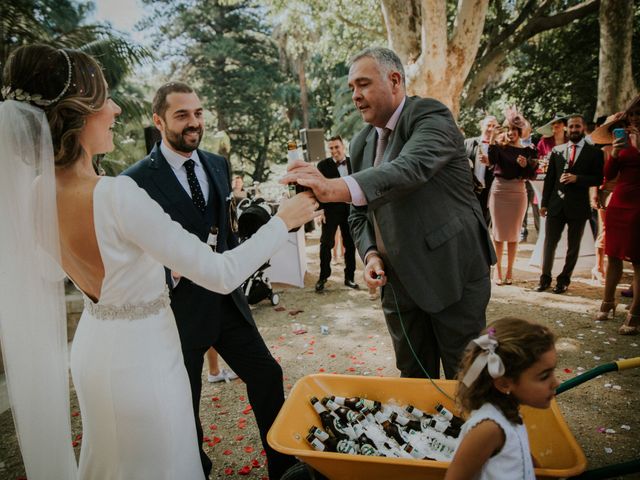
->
[381,270,491,380]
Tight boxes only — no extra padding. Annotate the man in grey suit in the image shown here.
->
[284,47,495,379]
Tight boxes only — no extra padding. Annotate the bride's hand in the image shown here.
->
[276,191,322,230]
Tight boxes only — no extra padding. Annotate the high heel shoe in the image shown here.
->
[595,301,617,321]
[591,266,604,285]
[618,313,639,335]
[504,277,513,285]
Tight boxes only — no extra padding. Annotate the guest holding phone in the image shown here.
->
[594,95,640,335]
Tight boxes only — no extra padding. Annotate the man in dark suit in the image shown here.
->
[315,135,358,292]
[284,47,495,379]
[123,82,295,479]
[464,115,499,226]
[536,115,604,294]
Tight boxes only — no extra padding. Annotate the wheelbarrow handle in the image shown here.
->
[556,357,640,396]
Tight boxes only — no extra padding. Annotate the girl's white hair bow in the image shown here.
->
[461,332,505,387]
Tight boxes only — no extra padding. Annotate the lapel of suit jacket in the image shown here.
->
[148,145,204,227]
[199,150,228,231]
[363,128,377,169]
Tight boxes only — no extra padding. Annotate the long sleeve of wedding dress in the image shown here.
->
[112,175,288,294]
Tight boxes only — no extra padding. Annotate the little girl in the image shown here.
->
[445,317,559,480]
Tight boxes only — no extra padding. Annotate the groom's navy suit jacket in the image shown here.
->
[122,143,254,350]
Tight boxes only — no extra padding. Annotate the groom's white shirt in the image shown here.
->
[160,141,210,202]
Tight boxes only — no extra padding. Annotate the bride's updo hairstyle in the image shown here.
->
[2,44,107,168]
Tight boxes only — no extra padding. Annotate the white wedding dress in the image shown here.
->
[69,176,288,479]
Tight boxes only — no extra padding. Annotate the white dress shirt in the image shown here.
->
[160,141,210,202]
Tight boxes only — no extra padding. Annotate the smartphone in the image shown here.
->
[612,128,627,147]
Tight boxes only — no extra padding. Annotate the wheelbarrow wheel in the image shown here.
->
[271,293,280,306]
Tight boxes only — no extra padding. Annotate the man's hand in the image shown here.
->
[364,253,386,289]
[539,207,547,218]
[280,160,351,203]
[560,173,577,184]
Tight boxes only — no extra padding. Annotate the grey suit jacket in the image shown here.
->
[349,96,495,312]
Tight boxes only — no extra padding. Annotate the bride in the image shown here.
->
[0,44,319,479]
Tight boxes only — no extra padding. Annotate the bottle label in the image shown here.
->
[311,426,330,441]
[336,440,358,455]
[359,443,378,456]
[307,437,326,451]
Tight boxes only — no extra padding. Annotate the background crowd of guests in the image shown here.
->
[465,96,640,336]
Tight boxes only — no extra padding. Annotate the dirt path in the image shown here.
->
[1,229,638,479]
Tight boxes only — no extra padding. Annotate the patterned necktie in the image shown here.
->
[373,128,391,167]
[568,144,576,169]
[183,159,206,214]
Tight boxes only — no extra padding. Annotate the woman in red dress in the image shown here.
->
[595,96,640,335]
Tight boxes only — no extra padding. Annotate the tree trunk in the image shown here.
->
[379,0,421,64]
[297,56,309,129]
[595,0,636,118]
[384,0,489,117]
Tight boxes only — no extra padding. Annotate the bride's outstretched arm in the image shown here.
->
[113,176,319,294]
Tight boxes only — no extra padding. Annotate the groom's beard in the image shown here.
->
[166,126,203,154]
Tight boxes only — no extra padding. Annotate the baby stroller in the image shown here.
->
[236,197,280,306]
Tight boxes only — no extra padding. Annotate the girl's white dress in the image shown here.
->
[69,176,288,479]
[459,402,535,480]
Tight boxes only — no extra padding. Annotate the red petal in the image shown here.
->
[72,441,79,447]
[71,411,80,417]
[211,396,220,402]
[260,449,266,456]
[239,395,246,401]
[329,354,336,358]
[244,446,254,453]
[75,434,83,440]
[224,467,234,475]
[238,465,252,475]
[223,449,233,455]
[318,368,325,372]
[212,436,222,445]
[235,435,245,441]
[564,368,573,373]
[242,405,253,415]
[203,436,211,442]
[252,459,261,467]
[210,424,218,431]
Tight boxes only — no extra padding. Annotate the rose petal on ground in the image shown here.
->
[329,354,336,358]
[239,395,246,401]
[289,309,304,316]
[563,368,572,373]
[319,368,325,372]
[261,449,266,456]
[203,436,211,442]
[224,467,234,475]
[209,424,217,431]
[243,405,253,414]
[75,434,83,440]
[252,459,261,468]
[274,306,286,312]
[72,441,79,447]
[236,435,245,441]
[238,465,252,475]
[211,396,220,402]
[244,446,254,453]
[223,449,233,455]
[597,427,606,433]
[71,411,80,417]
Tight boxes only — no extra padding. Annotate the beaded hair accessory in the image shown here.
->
[1,49,73,107]
[461,327,506,387]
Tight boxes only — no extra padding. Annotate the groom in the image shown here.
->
[123,82,295,479]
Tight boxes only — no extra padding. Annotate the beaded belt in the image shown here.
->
[84,286,170,320]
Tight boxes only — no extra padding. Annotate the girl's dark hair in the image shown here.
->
[455,317,555,424]
[2,44,107,168]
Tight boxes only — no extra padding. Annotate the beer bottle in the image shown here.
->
[325,436,358,455]
[405,404,426,418]
[357,434,379,456]
[320,396,340,412]
[311,396,350,440]
[434,403,465,430]
[331,396,364,411]
[425,418,460,438]
[286,140,307,196]
[377,416,407,446]
[389,411,422,433]
[306,432,327,451]
[308,425,330,442]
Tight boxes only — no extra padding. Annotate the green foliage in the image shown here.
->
[0,0,150,173]
[141,0,298,181]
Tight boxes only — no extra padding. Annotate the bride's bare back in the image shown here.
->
[56,175,104,302]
